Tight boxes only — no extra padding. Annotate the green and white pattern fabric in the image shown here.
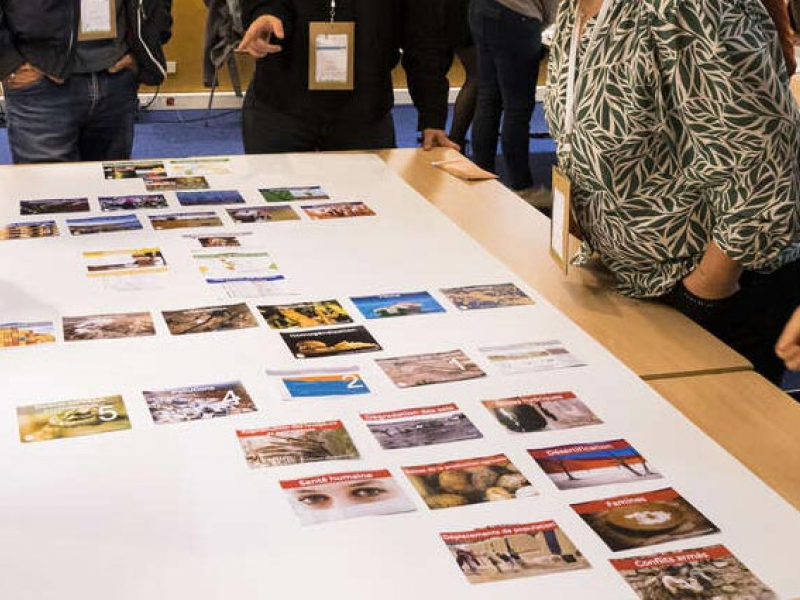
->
[545,0,800,298]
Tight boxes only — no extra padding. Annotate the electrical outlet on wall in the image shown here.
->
[166,61,178,75]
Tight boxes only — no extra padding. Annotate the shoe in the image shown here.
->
[516,186,552,211]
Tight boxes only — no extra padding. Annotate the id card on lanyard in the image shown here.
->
[79,0,117,42]
[309,1,355,90]
[550,0,613,272]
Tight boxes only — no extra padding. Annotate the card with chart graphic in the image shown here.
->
[479,340,585,375]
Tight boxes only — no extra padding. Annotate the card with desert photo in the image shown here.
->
[280,325,381,359]
[375,349,486,388]
[440,282,535,310]
[258,299,353,330]
[20,198,90,215]
[142,381,257,425]
[162,302,258,335]
[302,201,375,220]
[63,312,156,342]
[99,194,169,211]
[18,395,131,443]
[0,220,59,240]
[361,403,482,450]
[441,521,590,584]
[236,420,359,469]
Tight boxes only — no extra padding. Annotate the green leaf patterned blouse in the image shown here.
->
[544,0,800,298]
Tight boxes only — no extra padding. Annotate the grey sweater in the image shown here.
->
[495,0,558,26]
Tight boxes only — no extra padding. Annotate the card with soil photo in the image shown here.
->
[267,366,372,400]
[530,439,662,491]
[149,211,223,230]
[144,176,209,192]
[403,454,536,510]
[260,186,330,202]
[483,391,603,434]
[236,420,359,468]
[441,521,590,584]
[63,312,156,341]
[176,190,245,206]
[227,206,300,223]
[302,202,375,220]
[479,340,586,375]
[0,321,56,347]
[162,303,258,335]
[611,545,777,600]
[375,349,486,388]
[258,300,353,330]
[440,282,535,310]
[280,469,416,526]
[0,220,59,240]
[20,198,90,215]
[571,488,720,552]
[103,160,166,180]
[18,395,131,443]
[66,214,143,235]
[280,326,381,359]
[142,381,257,425]
[350,291,445,319]
[99,194,169,211]
[361,403,482,450]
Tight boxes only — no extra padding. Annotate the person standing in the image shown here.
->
[441,0,478,152]
[469,0,557,197]
[238,0,457,153]
[0,0,173,164]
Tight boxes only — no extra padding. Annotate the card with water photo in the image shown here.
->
[103,160,166,180]
[258,299,353,330]
[227,206,301,223]
[67,214,143,236]
[0,220,59,240]
[99,194,169,211]
[142,381,257,425]
[260,186,330,203]
[302,201,375,220]
[176,190,245,206]
[18,395,131,443]
[149,211,223,230]
[440,282,535,310]
[144,175,209,192]
[267,365,372,400]
[20,198,90,215]
[0,321,56,348]
[280,325,382,359]
[350,291,445,319]
[375,349,486,388]
[161,302,259,335]
[63,312,156,342]
[361,403,482,450]
[483,391,603,434]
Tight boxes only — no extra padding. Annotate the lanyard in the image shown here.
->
[563,0,614,146]
[330,0,336,22]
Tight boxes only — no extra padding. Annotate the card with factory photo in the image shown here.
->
[176,190,245,206]
[149,211,223,230]
[161,302,259,336]
[441,521,590,584]
[302,201,375,220]
[236,419,359,469]
[227,205,301,223]
[610,545,777,600]
[258,299,353,330]
[350,291,445,319]
[0,321,56,348]
[66,214,143,236]
[403,454,536,510]
[267,365,372,400]
[20,198,90,215]
[440,282,535,310]
[99,194,169,211]
[529,439,662,491]
[375,349,486,389]
[0,220,59,240]
[361,403,482,450]
[103,160,166,180]
[260,185,330,203]
[571,488,720,552]
[144,175,209,192]
[483,391,603,434]
[62,311,156,342]
[142,381,257,425]
[280,469,416,526]
[17,395,131,443]
[280,325,381,359]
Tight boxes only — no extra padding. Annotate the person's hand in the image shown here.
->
[237,15,285,58]
[3,62,45,90]
[422,129,460,151]
[682,242,742,300]
[109,53,138,74]
[776,306,800,371]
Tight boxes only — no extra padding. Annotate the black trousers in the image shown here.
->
[661,260,800,385]
[242,91,397,154]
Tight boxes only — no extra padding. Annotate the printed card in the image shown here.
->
[483,391,603,433]
[162,303,258,335]
[63,312,155,341]
[20,198,90,215]
[260,186,330,203]
[227,206,300,223]
[18,395,130,442]
[361,403,482,450]
[142,381,257,425]
[0,322,56,347]
[479,340,585,375]
[280,325,381,358]
[258,300,353,330]
[441,283,534,310]
[267,366,372,400]
[375,349,486,388]
[167,158,233,177]
[149,211,223,230]
[67,214,143,236]
[176,190,245,206]
[0,220,59,240]
[144,175,209,192]
[302,202,375,220]
[350,291,445,319]
[99,194,169,211]
[103,160,166,180]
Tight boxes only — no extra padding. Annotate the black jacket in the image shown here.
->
[0,0,173,85]
[242,0,450,129]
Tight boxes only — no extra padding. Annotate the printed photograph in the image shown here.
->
[302,201,375,220]
[280,469,416,526]
[280,325,381,358]
[362,403,482,450]
[258,299,353,329]
[20,198,90,215]
[442,521,590,584]
[162,302,258,335]
[260,185,330,202]
[167,158,233,177]
[479,340,586,375]
[67,214,143,236]
[268,366,372,399]
[99,194,169,211]
[572,488,720,552]
[142,381,257,425]
[144,175,209,192]
[483,391,603,434]
[403,454,536,510]
[83,248,167,276]
[0,321,56,347]
[0,220,59,240]
[350,291,445,319]
[529,439,662,491]
[227,206,300,223]
[18,395,131,443]
[103,160,166,179]
[236,420,359,468]
[184,233,246,248]
[176,190,245,206]
[441,283,535,310]
[375,349,486,388]
[63,312,156,341]
[149,211,223,230]
[611,545,777,600]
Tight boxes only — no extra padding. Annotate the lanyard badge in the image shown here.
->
[79,0,118,42]
[308,0,355,90]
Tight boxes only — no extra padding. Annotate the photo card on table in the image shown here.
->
[17,395,131,443]
[142,381,257,425]
[280,325,382,359]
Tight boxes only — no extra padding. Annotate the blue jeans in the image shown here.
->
[470,0,543,190]
[4,69,138,164]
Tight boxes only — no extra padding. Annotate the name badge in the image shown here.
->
[79,0,117,42]
[308,22,355,91]
[550,166,573,273]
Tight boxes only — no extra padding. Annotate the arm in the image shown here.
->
[239,0,291,57]
[759,0,797,75]
[0,2,25,80]
[776,307,800,370]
